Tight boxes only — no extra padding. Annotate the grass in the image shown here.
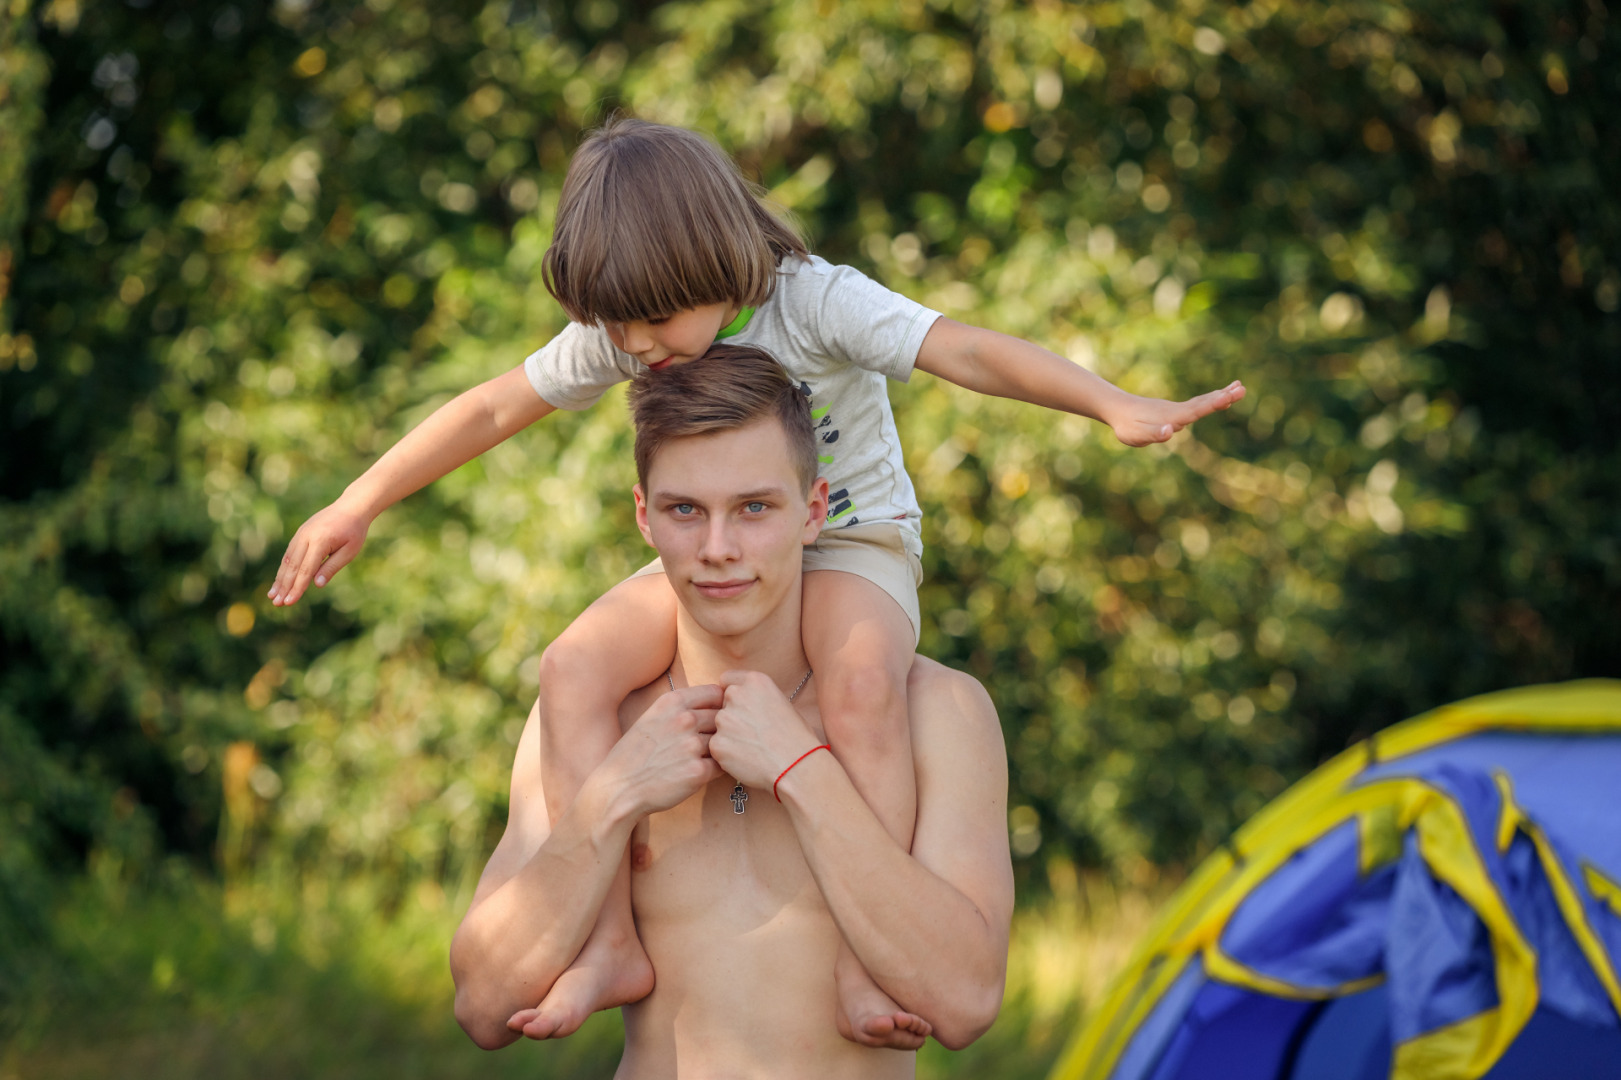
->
[1,868,1165,1079]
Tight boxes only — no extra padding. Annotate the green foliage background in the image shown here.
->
[2,0,1617,1069]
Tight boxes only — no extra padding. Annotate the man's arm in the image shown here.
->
[270,364,555,606]
[713,662,1014,1049]
[450,685,722,1049]
[914,316,1244,448]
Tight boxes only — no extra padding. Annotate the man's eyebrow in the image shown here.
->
[649,486,788,503]
[733,487,789,502]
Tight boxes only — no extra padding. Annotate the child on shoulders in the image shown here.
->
[268,117,1244,1049]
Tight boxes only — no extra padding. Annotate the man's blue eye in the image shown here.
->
[746,502,766,513]
[674,504,694,515]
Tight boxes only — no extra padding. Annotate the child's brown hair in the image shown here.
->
[542,117,809,325]
[628,344,817,494]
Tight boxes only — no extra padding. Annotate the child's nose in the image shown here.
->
[621,322,655,355]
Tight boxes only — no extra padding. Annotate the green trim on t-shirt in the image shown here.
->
[715,306,756,339]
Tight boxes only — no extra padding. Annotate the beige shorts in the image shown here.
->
[630,522,923,645]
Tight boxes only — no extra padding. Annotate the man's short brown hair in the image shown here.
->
[628,344,818,494]
[542,117,809,325]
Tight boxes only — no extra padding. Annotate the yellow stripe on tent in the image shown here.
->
[1202,945,1384,1002]
[1392,1011,1517,1080]
[1494,771,1621,1017]
[1587,864,1621,918]
[1389,780,1537,1080]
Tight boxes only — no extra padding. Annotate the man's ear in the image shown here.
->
[633,484,655,548]
[801,477,829,545]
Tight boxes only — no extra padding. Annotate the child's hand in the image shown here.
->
[267,501,371,607]
[1106,380,1246,447]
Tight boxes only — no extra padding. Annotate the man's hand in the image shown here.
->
[1104,380,1246,447]
[602,684,726,818]
[268,500,372,607]
[710,671,822,790]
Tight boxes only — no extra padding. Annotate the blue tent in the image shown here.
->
[1052,681,1621,1080]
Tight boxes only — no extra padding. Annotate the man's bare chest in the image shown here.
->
[630,776,824,928]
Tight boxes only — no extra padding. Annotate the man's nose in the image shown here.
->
[698,518,742,563]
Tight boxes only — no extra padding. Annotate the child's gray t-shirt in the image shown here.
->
[523,255,940,557]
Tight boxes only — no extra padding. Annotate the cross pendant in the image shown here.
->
[730,782,749,815]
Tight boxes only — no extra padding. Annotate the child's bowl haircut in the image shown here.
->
[542,117,808,326]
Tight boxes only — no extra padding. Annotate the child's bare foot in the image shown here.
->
[834,951,932,1050]
[838,1006,933,1050]
[506,933,655,1040]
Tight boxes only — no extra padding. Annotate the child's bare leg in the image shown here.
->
[802,570,930,1050]
[535,573,678,827]
[513,852,647,1039]
[522,572,677,1038]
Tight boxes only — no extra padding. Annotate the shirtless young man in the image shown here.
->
[450,345,1014,1076]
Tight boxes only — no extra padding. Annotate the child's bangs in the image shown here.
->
[544,118,805,326]
[575,211,745,325]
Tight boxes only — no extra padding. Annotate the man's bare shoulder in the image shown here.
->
[905,656,1011,919]
[907,656,996,717]
[906,657,1001,752]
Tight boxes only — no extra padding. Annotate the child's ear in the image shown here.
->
[633,484,655,547]
[802,477,829,544]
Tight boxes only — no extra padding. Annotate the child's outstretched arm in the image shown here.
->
[914,318,1244,446]
[269,364,554,606]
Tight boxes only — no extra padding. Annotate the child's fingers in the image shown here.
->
[269,535,311,604]
[1209,380,1245,409]
[286,538,339,605]
[507,1008,541,1030]
[312,537,363,588]
[1182,382,1246,422]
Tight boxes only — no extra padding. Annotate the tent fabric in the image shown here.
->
[1051,680,1621,1080]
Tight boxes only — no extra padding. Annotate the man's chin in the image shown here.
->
[682,604,765,639]
[679,588,782,639]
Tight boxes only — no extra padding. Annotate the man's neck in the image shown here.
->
[669,585,811,693]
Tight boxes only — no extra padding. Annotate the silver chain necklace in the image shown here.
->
[664,667,813,815]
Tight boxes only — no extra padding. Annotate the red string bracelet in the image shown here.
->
[774,744,831,802]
